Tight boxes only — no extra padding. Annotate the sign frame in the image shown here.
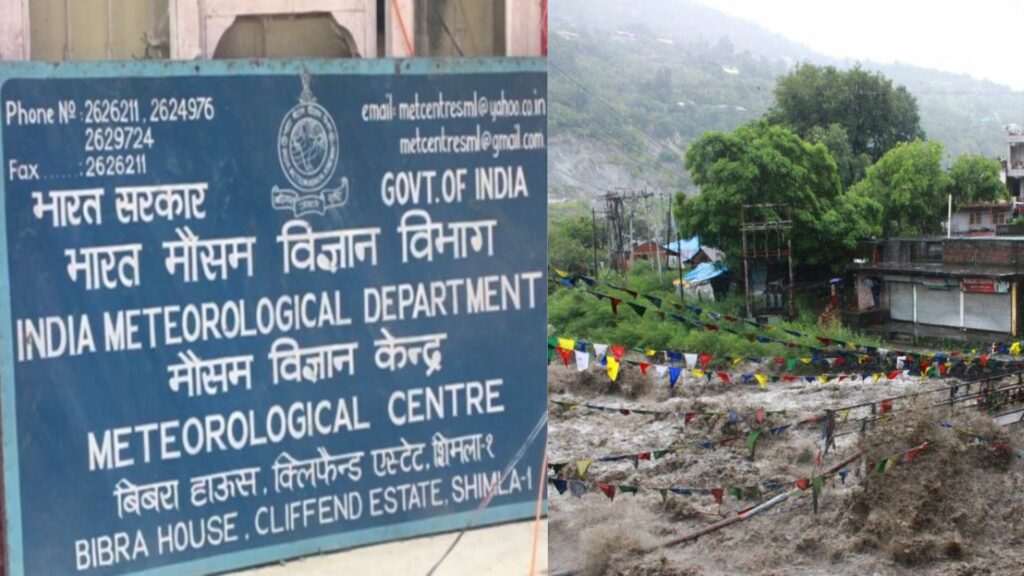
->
[0,56,547,576]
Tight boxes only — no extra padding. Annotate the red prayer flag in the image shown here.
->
[598,482,616,501]
[880,398,893,415]
[906,441,929,461]
[755,410,766,424]
[699,354,712,369]
[610,345,626,360]
[619,408,631,416]
[782,376,798,382]
[816,336,832,345]
[610,298,620,315]
[704,324,719,332]
[711,487,724,505]
[716,371,731,383]
[637,452,651,461]
[557,347,572,367]
[774,357,785,364]
[980,354,989,368]
[795,478,810,490]
[685,412,698,424]
[887,370,901,380]
[640,362,650,375]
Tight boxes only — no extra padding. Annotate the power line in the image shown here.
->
[431,1,465,57]
[549,59,679,157]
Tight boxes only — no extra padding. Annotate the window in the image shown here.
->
[995,211,1007,225]
[969,211,982,225]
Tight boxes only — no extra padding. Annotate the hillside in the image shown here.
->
[549,0,1023,198]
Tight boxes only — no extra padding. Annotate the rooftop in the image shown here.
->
[849,261,1024,279]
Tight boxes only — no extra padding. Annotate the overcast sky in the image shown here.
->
[694,0,1024,91]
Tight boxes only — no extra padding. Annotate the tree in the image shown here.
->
[806,124,871,190]
[848,140,948,236]
[677,121,847,267]
[948,154,1007,208]
[769,64,924,163]
[548,215,604,275]
[820,189,884,256]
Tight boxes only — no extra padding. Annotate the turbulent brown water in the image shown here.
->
[548,364,1024,575]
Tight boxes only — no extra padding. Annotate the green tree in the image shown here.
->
[769,64,924,163]
[548,215,604,274]
[820,189,885,256]
[948,154,1007,208]
[848,140,948,236]
[806,124,871,190]
[676,121,846,267]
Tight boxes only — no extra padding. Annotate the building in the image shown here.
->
[947,202,1013,236]
[689,245,725,265]
[0,0,544,61]
[848,237,1024,338]
[632,241,678,265]
[1008,124,1024,200]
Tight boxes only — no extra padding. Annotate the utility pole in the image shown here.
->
[602,188,653,277]
[677,232,684,303]
[591,207,599,278]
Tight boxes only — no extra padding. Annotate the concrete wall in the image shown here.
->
[943,239,1024,266]
[27,0,169,60]
[3,0,545,60]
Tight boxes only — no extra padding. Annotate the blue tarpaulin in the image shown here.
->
[664,236,700,260]
[681,262,728,285]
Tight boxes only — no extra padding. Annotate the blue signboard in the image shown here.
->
[0,58,547,576]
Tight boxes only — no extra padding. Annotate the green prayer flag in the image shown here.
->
[786,357,797,371]
[875,458,889,474]
[620,485,638,495]
[547,337,558,363]
[727,486,743,500]
[747,429,763,459]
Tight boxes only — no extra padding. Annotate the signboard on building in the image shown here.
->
[961,278,1010,293]
[0,59,547,576]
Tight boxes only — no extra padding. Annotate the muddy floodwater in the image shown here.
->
[548,364,1024,575]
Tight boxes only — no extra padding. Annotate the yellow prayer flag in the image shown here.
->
[755,374,768,389]
[1012,342,1022,356]
[873,373,882,383]
[838,408,850,423]
[690,369,705,378]
[607,356,620,381]
[800,358,812,364]
[554,268,571,278]
[732,357,743,365]
[818,375,830,383]
[558,338,576,351]
[645,349,657,357]
[883,458,895,473]
[577,459,592,478]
